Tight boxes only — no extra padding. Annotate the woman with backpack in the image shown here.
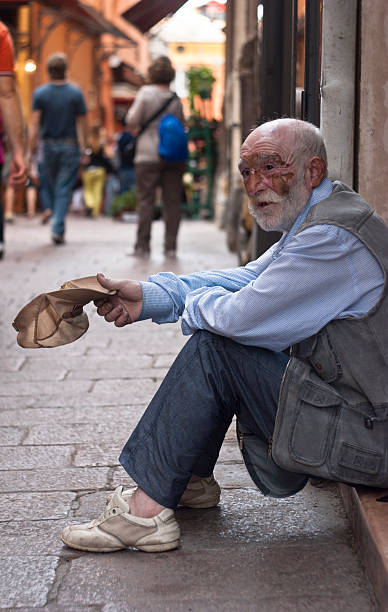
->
[125,56,187,258]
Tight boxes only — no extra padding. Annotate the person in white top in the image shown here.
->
[126,56,186,258]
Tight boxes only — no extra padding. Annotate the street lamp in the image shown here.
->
[24,59,37,73]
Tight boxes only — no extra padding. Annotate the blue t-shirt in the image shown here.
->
[32,82,87,140]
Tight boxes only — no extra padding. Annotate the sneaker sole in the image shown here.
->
[61,534,180,553]
[136,539,180,552]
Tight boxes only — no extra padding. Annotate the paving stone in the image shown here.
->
[0,395,36,409]
[19,604,102,612]
[87,331,186,357]
[0,556,59,608]
[21,353,153,372]
[91,378,160,401]
[15,605,100,612]
[0,467,110,493]
[153,354,177,368]
[21,393,146,409]
[65,367,168,381]
[110,465,135,489]
[24,422,134,445]
[72,444,124,467]
[0,379,92,397]
[0,445,73,470]
[214,462,254,488]
[218,439,243,463]
[0,426,26,445]
[0,357,25,372]
[0,491,76,521]
[0,404,146,426]
[0,516,93,560]
[55,538,373,611]
[6,366,68,382]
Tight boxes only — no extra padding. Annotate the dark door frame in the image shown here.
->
[254,0,322,257]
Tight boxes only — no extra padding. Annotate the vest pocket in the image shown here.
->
[289,380,341,466]
[330,405,388,485]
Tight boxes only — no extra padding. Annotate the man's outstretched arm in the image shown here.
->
[93,255,268,329]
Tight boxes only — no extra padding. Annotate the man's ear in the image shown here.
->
[305,156,326,188]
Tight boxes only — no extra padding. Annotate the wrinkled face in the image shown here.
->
[239,126,311,232]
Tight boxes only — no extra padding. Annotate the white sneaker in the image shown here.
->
[179,475,221,508]
[61,486,180,553]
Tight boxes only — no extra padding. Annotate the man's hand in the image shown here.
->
[9,150,26,187]
[94,273,143,327]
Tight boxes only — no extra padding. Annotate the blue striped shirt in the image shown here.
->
[139,178,384,351]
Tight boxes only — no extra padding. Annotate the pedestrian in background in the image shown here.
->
[0,20,26,258]
[117,120,135,194]
[33,140,52,224]
[126,55,186,258]
[82,125,114,217]
[27,52,87,244]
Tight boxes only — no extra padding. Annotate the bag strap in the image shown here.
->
[138,93,177,136]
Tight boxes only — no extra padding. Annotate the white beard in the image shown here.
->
[248,178,310,233]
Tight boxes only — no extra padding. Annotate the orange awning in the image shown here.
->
[122,0,188,33]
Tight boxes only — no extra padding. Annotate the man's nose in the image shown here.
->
[245,169,266,196]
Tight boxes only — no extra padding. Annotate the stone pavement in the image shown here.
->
[0,214,377,610]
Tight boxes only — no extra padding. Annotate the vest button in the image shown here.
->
[315,362,323,370]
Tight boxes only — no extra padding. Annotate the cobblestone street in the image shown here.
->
[0,214,376,610]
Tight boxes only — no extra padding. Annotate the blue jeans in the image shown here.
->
[43,143,80,236]
[119,330,303,509]
[119,167,135,194]
[37,162,51,212]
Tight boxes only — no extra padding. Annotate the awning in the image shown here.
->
[41,0,135,42]
[122,0,188,34]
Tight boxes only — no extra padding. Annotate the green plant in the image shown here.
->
[186,65,216,111]
[108,189,136,217]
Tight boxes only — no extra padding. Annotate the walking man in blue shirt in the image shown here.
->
[61,118,388,554]
[27,53,87,244]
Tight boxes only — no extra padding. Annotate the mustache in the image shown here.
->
[249,190,284,205]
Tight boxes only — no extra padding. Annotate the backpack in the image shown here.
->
[158,113,188,162]
[121,138,136,166]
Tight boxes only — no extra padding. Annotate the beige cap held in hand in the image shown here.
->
[12,276,116,348]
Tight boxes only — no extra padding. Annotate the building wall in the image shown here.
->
[20,3,101,128]
[16,1,150,140]
[168,40,225,120]
[358,0,388,221]
[93,0,150,138]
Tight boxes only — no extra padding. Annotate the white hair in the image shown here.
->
[258,118,328,177]
[292,120,328,177]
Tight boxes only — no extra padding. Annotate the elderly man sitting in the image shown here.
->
[61,118,388,553]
